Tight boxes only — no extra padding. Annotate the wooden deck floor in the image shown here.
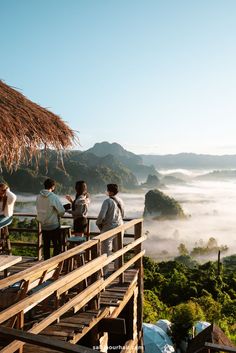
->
[0,257,138,353]
[23,270,137,352]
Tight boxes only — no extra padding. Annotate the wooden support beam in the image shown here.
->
[99,318,126,334]
[120,339,138,353]
[0,326,96,353]
[205,342,236,353]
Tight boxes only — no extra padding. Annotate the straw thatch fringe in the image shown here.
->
[0,80,77,171]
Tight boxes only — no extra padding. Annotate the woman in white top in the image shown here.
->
[0,183,17,228]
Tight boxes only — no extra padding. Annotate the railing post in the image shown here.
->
[37,222,43,261]
[88,241,101,310]
[87,218,90,240]
[134,221,144,353]
[117,231,124,283]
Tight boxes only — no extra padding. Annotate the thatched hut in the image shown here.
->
[186,324,235,353]
[0,80,76,171]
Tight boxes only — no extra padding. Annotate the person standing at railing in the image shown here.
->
[65,180,90,237]
[0,182,17,228]
[96,184,124,276]
[36,178,65,260]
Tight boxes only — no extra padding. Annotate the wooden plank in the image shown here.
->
[0,239,99,289]
[100,300,119,306]
[99,318,126,334]
[60,317,87,324]
[68,308,110,344]
[0,255,106,323]
[0,326,97,353]
[0,279,104,353]
[134,221,144,353]
[204,342,236,353]
[106,286,128,291]
[54,322,85,331]
[92,218,143,242]
[8,228,38,232]
[100,292,124,299]
[41,330,72,338]
[1,226,145,352]
[110,274,138,319]
[24,343,61,353]
[0,256,22,272]
[10,242,37,247]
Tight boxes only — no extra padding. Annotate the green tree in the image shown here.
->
[143,290,167,323]
[196,294,222,322]
[171,301,205,344]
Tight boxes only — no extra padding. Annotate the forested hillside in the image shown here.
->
[1,149,138,193]
[143,255,236,344]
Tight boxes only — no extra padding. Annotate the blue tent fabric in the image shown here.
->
[194,321,211,335]
[155,319,172,334]
[143,323,176,353]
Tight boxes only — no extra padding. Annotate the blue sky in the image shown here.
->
[1,0,236,155]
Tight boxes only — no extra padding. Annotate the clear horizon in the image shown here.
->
[79,141,236,156]
[2,0,236,155]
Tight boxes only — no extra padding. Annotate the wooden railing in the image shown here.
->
[192,342,236,353]
[9,213,135,260]
[0,217,145,353]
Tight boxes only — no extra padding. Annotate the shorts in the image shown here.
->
[74,217,88,233]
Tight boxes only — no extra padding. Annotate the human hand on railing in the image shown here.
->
[65,195,73,203]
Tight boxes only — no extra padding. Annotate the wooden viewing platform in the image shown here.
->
[0,214,146,353]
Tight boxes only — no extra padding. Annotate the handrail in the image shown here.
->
[8,213,137,260]
[0,326,96,353]
[191,342,236,353]
[0,215,145,353]
[0,251,145,353]
[12,213,134,222]
[0,238,98,289]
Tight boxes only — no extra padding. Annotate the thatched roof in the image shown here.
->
[0,80,76,171]
[187,324,235,353]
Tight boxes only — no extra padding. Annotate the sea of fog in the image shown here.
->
[15,172,236,262]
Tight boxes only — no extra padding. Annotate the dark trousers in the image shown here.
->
[42,228,61,260]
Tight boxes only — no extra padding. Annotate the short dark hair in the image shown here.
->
[107,183,119,195]
[44,178,56,190]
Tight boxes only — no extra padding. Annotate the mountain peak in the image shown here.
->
[87,141,130,157]
[87,141,138,159]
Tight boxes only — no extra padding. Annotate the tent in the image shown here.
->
[156,319,172,334]
[194,321,211,336]
[143,323,175,353]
